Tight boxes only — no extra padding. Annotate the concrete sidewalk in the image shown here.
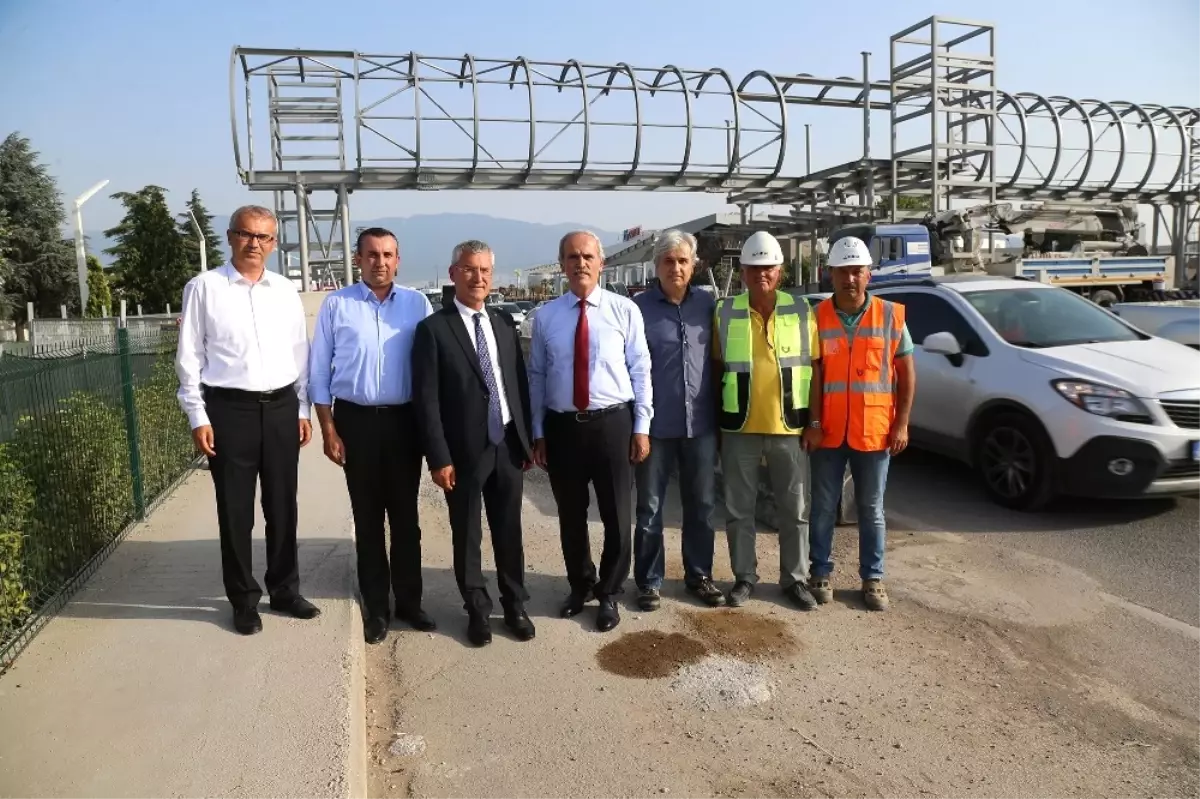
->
[0,444,365,798]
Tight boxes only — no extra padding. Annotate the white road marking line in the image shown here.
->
[886,509,1200,640]
[1097,592,1200,641]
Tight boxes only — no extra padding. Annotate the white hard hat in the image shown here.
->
[826,236,873,269]
[739,231,784,267]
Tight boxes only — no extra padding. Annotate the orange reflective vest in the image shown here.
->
[816,296,904,451]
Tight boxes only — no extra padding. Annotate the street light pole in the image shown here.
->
[73,179,110,314]
[187,209,207,272]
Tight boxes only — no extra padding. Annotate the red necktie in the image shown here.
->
[573,298,589,411]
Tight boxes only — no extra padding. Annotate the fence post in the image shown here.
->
[117,324,146,519]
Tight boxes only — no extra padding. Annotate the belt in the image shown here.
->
[203,384,294,403]
[335,399,411,413]
[551,401,631,423]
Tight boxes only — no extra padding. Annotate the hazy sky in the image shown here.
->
[2,0,1197,238]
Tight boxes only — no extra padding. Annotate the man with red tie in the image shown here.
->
[529,230,654,632]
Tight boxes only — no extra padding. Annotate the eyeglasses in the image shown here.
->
[230,229,276,244]
[455,267,493,278]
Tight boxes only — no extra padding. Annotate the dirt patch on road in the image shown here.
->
[681,607,801,659]
[595,630,708,678]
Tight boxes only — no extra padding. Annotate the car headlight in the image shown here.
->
[1051,379,1153,423]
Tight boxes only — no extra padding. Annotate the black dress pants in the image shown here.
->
[545,404,634,599]
[444,424,530,618]
[205,384,301,611]
[333,400,424,618]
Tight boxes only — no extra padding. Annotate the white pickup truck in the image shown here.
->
[1109,300,1200,349]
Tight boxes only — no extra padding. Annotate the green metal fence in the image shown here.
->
[0,324,197,670]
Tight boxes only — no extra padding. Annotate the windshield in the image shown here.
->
[497,303,522,313]
[963,287,1143,348]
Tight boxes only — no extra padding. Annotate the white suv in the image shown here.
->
[871,276,1200,510]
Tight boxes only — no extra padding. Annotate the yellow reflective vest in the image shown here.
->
[716,291,814,432]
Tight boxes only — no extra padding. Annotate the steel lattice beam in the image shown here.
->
[230,46,1197,203]
[230,17,1198,288]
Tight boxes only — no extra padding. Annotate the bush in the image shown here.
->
[11,391,134,590]
[0,444,34,636]
[135,353,194,500]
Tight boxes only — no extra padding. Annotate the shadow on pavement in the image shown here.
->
[887,447,1187,534]
[54,536,356,634]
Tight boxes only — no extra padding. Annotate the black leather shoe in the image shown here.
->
[784,582,818,611]
[560,589,592,618]
[397,605,437,632]
[727,580,754,608]
[503,609,536,641]
[596,599,620,632]
[269,595,321,619]
[364,616,389,645]
[466,614,492,647]
[233,607,262,635]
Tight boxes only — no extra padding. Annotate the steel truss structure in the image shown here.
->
[230,15,1199,288]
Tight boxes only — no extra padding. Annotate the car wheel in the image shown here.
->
[974,411,1056,511]
[1089,288,1121,307]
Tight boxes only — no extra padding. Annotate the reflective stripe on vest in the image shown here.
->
[816,296,904,451]
[717,291,813,432]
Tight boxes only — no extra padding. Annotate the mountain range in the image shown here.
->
[86,213,624,286]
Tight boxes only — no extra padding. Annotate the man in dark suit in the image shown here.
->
[413,240,536,647]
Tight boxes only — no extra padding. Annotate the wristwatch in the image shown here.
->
[808,420,822,430]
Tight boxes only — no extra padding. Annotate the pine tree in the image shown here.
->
[177,189,224,272]
[104,185,191,313]
[85,254,111,317]
[0,133,78,320]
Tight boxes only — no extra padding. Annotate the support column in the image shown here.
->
[295,185,311,292]
[339,185,353,287]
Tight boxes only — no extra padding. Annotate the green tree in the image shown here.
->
[177,189,224,272]
[0,133,78,321]
[876,193,931,218]
[104,185,191,313]
[85,254,111,317]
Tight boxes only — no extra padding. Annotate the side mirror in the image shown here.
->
[923,331,965,366]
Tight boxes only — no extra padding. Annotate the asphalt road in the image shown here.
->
[884,447,1200,627]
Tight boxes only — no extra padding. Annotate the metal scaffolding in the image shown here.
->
[230,15,1199,288]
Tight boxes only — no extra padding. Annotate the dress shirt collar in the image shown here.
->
[357,280,398,303]
[571,286,603,308]
[221,263,275,286]
[453,297,488,321]
[648,283,694,305]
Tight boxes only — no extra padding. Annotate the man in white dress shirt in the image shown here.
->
[175,204,320,636]
[528,230,653,633]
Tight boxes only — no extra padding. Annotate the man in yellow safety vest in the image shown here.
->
[712,231,823,610]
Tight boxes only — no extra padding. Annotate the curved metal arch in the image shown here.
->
[995,90,1030,188]
[1145,104,1187,191]
[649,65,694,181]
[1113,101,1158,193]
[457,54,480,179]
[229,47,244,176]
[556,60,591,177]
[507,57,536,178]
[1081,99,1127,191]
[1049,95,1095,190]
[1014,92,1063,189]
[695,68,742,180]
[736,70,788,182]
[606,63,643,184]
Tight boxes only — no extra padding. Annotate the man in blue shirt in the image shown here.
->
[529,230,653,633]
[309,227,435,645]
[631,229,725,612]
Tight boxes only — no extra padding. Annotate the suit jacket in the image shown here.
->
[413,303,534,472]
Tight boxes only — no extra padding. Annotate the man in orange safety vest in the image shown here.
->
[802,236,916,611]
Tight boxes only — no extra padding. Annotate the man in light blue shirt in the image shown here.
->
[529,230,653,633]
[309,227,435,645]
